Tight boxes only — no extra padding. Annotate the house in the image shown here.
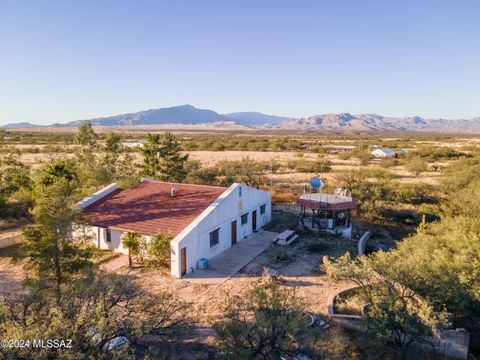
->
[371,147,396,158]
[72,179,272,277]
[298,190,357,238]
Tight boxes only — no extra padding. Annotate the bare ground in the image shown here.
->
[0,246,24,296]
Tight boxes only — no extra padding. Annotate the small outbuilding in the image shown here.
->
[298,191,357,238]
[326,145,357,152]
[371,147,396,158]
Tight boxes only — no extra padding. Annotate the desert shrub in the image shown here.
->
[216,157,270,187]
[362,168,398,181]
[286,158,332,173]
[184,159,219,185]
[408,146,469,161]
[379,158,398,168]
[0,144,33,220]
[338,152,353,160]
[0,272,190,360]
[216,272,308,359]
[356,151,372,166]
[405,158,428,176]
[148,233,172,267]
[271,190,297,204]
[393,183,436,204]
[19,146,41,154]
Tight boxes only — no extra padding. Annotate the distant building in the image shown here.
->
[327,145,357,152]
[371,147,396,158]
[125,139,147,148]
[72,179,271,277]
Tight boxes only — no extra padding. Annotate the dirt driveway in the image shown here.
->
[132,230,355,328]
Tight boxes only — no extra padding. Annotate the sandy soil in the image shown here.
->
[131,227,357,329]
[0,246,24,296]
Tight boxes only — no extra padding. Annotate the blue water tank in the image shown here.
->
[197,258,208,269]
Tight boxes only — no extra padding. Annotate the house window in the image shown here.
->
[209,228,219,247]
[106,228,112,243]
[260,204,266,215]
[239,186,242,198]
[241,213,248,225]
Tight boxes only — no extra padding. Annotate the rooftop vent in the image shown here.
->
[170,184,176,198]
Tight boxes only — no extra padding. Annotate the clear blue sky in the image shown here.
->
[1,0,479,125]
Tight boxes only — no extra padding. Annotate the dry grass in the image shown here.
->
[10,132,477,188]
[333,288,364,316]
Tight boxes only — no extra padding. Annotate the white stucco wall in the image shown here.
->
[71,225,129,255]
[170,183,272,278]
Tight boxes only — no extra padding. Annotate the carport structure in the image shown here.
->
[298,192,357,238]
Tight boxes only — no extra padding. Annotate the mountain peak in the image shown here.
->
[0,122,44,129]
[6,106,480,133]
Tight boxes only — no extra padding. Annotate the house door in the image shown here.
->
[252,210,257,232]
[180,247,187,276]
[231,220,237,245]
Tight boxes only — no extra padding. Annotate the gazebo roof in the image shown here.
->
[297,193,357,210]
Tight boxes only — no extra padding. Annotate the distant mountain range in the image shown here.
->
[1,122,45,129]
[3,104,480,132]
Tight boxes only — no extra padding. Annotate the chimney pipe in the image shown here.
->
[170,184,176,198]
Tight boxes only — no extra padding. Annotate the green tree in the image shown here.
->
[158,131,188,182]
[217,157,269,188]
[122,232,141,268]
[148,233,172,267]
[104,131,122,155]
[184,159,219,185]
[101,131,122,181]
[18,171,93,304]
[41,161,76,185]
[74,122,106,190]
[75,121,98,147]
[116,151,140,188]
[0,144,32,216]
[139,133,161,177]
[326,253,447,359]
[216,271,308,359]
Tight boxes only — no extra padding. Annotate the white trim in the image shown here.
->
[74,183,118,209]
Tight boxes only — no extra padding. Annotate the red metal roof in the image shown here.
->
[297,193,357,210]
[81,181,227,237]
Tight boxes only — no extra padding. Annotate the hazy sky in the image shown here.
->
[1,0,479,125]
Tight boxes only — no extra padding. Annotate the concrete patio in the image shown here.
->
[184,230,279,286]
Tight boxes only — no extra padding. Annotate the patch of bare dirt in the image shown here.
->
[0,246,25,296]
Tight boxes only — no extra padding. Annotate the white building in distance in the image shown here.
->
[371,147,396,158]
